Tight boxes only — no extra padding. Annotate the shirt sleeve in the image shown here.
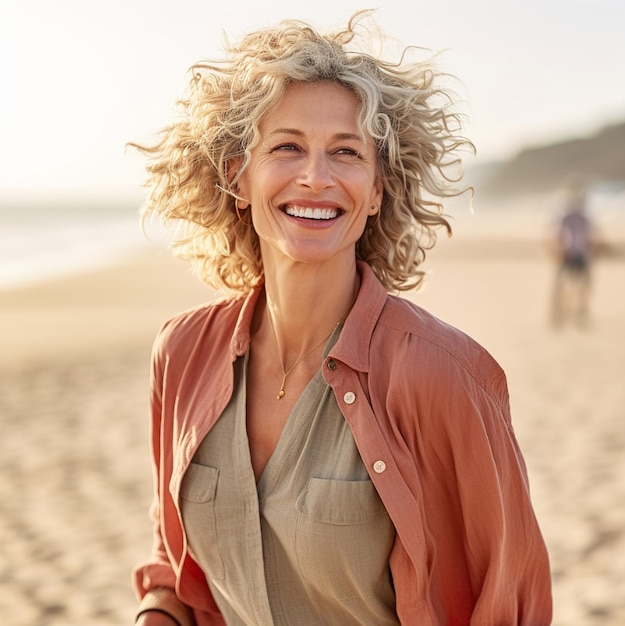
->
[437,364,553,624]
[132,329,195,626]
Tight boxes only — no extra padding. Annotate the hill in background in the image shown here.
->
[471,120,625,199]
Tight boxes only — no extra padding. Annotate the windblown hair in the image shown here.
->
[131,10,474,294]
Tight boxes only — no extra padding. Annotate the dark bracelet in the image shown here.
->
[136,608,182,626]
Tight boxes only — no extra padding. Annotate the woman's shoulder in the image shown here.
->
[376,294,506,387]
[153,294,245,351]
[379,293,477,345]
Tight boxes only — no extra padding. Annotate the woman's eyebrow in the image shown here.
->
[268,128,362,142]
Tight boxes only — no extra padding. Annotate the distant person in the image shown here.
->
[550,184,598,328]
[131,11,552,626]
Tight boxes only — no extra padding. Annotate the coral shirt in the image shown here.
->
[134,261,552,625]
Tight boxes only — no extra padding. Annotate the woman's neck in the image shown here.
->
[256,258,360,361]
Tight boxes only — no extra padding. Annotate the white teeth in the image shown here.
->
[285,206,339,220]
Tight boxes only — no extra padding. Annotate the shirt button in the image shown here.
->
[327,359,337,371]
[343,391,356,404]
[373,460,387,474]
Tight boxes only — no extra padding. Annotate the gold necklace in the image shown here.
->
[267,312,339,400]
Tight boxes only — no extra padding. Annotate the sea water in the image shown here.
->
[0,201,161,291]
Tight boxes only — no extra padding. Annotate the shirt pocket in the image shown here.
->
[179,462,225,581]
[295,477,394,599]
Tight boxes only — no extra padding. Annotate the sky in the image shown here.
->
[1,0,624,205]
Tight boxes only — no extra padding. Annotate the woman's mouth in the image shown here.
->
[284,205,341,220]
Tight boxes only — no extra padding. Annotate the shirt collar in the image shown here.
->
[229,261,388,372]
[329,261,388,373]
[230,286,262,359]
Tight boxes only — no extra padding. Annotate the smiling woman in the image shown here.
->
[129,11,466,295]
[130,10,552,626]
[233,81,382,273]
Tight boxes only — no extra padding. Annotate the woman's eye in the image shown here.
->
[336,147,361,157]
[272,143,299,152]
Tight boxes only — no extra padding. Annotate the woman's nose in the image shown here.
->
[296,153,336,191]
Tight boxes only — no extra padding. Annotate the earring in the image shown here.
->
[215,182,249,207]
[366,208,381,236]
[235,201,252,225]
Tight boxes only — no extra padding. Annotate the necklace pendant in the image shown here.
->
[277,389,285,400]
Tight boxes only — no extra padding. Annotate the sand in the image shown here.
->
[1,208,624,625]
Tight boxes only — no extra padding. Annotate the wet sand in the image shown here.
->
[1,210,624,625]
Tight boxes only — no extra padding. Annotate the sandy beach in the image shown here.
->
[1,207,624,625]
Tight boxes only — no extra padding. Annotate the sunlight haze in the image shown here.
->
[1,0,624,204]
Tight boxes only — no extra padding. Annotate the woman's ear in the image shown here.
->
[369,176,384,215]
[226,158,251,209]
[226,156,242,183]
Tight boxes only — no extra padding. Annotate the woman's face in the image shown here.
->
[236,81,383,271]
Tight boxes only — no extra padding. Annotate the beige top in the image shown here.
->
[180,333,398,626]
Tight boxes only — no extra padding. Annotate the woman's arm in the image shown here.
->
[445,369,553,623]
[133,335,195,626]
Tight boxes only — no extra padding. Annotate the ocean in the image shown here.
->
[0,201,162,292]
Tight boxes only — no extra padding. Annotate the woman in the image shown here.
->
[132,12,552,626]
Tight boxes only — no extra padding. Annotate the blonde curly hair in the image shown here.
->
[131,10,473,294]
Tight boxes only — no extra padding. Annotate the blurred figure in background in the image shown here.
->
[550,182,599,328]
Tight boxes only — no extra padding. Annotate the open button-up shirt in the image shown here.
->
[134,261,552,625]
